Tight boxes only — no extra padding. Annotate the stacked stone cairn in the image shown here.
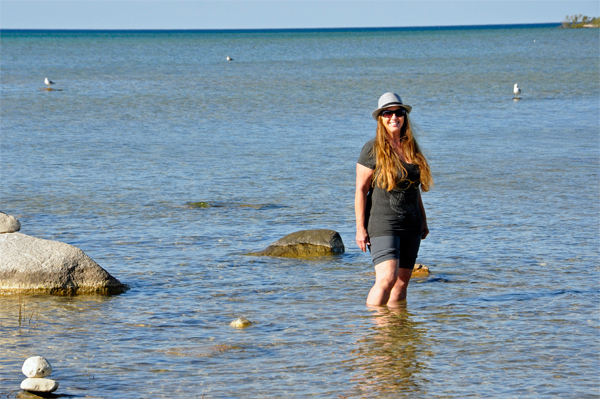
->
[20,356,59,394]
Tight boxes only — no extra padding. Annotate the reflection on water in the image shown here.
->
[350,304,430,398]
[0,295,115,371]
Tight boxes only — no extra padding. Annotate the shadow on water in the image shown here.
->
[473,287,600,303]
[13,390,78,398]
[346,304,430,398]
[417,276,452,284]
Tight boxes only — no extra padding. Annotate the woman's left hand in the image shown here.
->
[421,220,429,239]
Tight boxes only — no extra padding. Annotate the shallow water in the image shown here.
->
[1,26,599,398]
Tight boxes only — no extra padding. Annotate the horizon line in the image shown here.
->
[0,22,562,33]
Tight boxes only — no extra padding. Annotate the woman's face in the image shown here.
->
[381,106,405,136]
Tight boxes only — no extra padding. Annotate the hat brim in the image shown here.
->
[372,103,412,120]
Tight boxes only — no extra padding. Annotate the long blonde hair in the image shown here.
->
[373,115,433,192]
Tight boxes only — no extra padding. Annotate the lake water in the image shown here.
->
[1,25,599,398]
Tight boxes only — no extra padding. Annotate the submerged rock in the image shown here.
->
[412,264,430,277]
[22,356,52,378]
[251,229,345,258]
[187,201,212,208]
[230,317,252,328]
[17,390,55,399]
[0,233,128,295]
[20,378,59,393]
[0,211,21,233]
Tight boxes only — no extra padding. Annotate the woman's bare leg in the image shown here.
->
[388,268,413,304]
[366,259,399,306]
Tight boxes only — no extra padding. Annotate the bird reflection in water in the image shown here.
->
[347,303,430,398]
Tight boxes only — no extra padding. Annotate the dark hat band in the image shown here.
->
[381,102,403,108]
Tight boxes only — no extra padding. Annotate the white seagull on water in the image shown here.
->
[513,83,521,99]
[226,56,233,62]
[44,77,55,88]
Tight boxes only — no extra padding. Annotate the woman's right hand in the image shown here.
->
[356,228,370,252]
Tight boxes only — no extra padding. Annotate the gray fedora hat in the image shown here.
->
[372,92,412,120]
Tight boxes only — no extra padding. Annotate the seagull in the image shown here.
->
[513,83,521,99]
[44,77,55,88]
[226,56,233,62]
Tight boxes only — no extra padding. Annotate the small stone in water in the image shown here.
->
[22,356,52,378]
[20,378,59,393]
[412,264,430,277]
[230,317,252,328]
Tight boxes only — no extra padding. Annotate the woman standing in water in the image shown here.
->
[355,92,432,306]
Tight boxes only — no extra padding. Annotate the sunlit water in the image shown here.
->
[1,26,598,398]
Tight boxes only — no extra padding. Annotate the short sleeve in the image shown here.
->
[357,139,376,170]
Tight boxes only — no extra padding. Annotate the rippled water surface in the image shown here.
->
[1,26,599,398]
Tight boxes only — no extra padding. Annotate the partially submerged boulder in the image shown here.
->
[0,233,127,295]
[251,229,345,258]
[0,211,21,233]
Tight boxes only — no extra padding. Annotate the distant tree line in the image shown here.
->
[562,15,599,28]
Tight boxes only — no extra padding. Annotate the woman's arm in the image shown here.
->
[355,164,374,252]
[417,189,429,239]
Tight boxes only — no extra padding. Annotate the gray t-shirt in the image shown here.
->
[357,138,422,237]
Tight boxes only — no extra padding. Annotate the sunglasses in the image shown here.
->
[381,109,406,118]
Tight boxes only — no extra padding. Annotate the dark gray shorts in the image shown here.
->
[369,235,421,269]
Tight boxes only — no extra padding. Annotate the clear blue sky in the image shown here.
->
[1,1,598,30]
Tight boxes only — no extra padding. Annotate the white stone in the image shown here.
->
[22,356,52,378]
[0,211,20,233]
[230,317,252,328]
[20,378,59,393]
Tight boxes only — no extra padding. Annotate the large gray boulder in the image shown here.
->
[0,211,21,233]
[0,233,127,295]
[251,229,345,258]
